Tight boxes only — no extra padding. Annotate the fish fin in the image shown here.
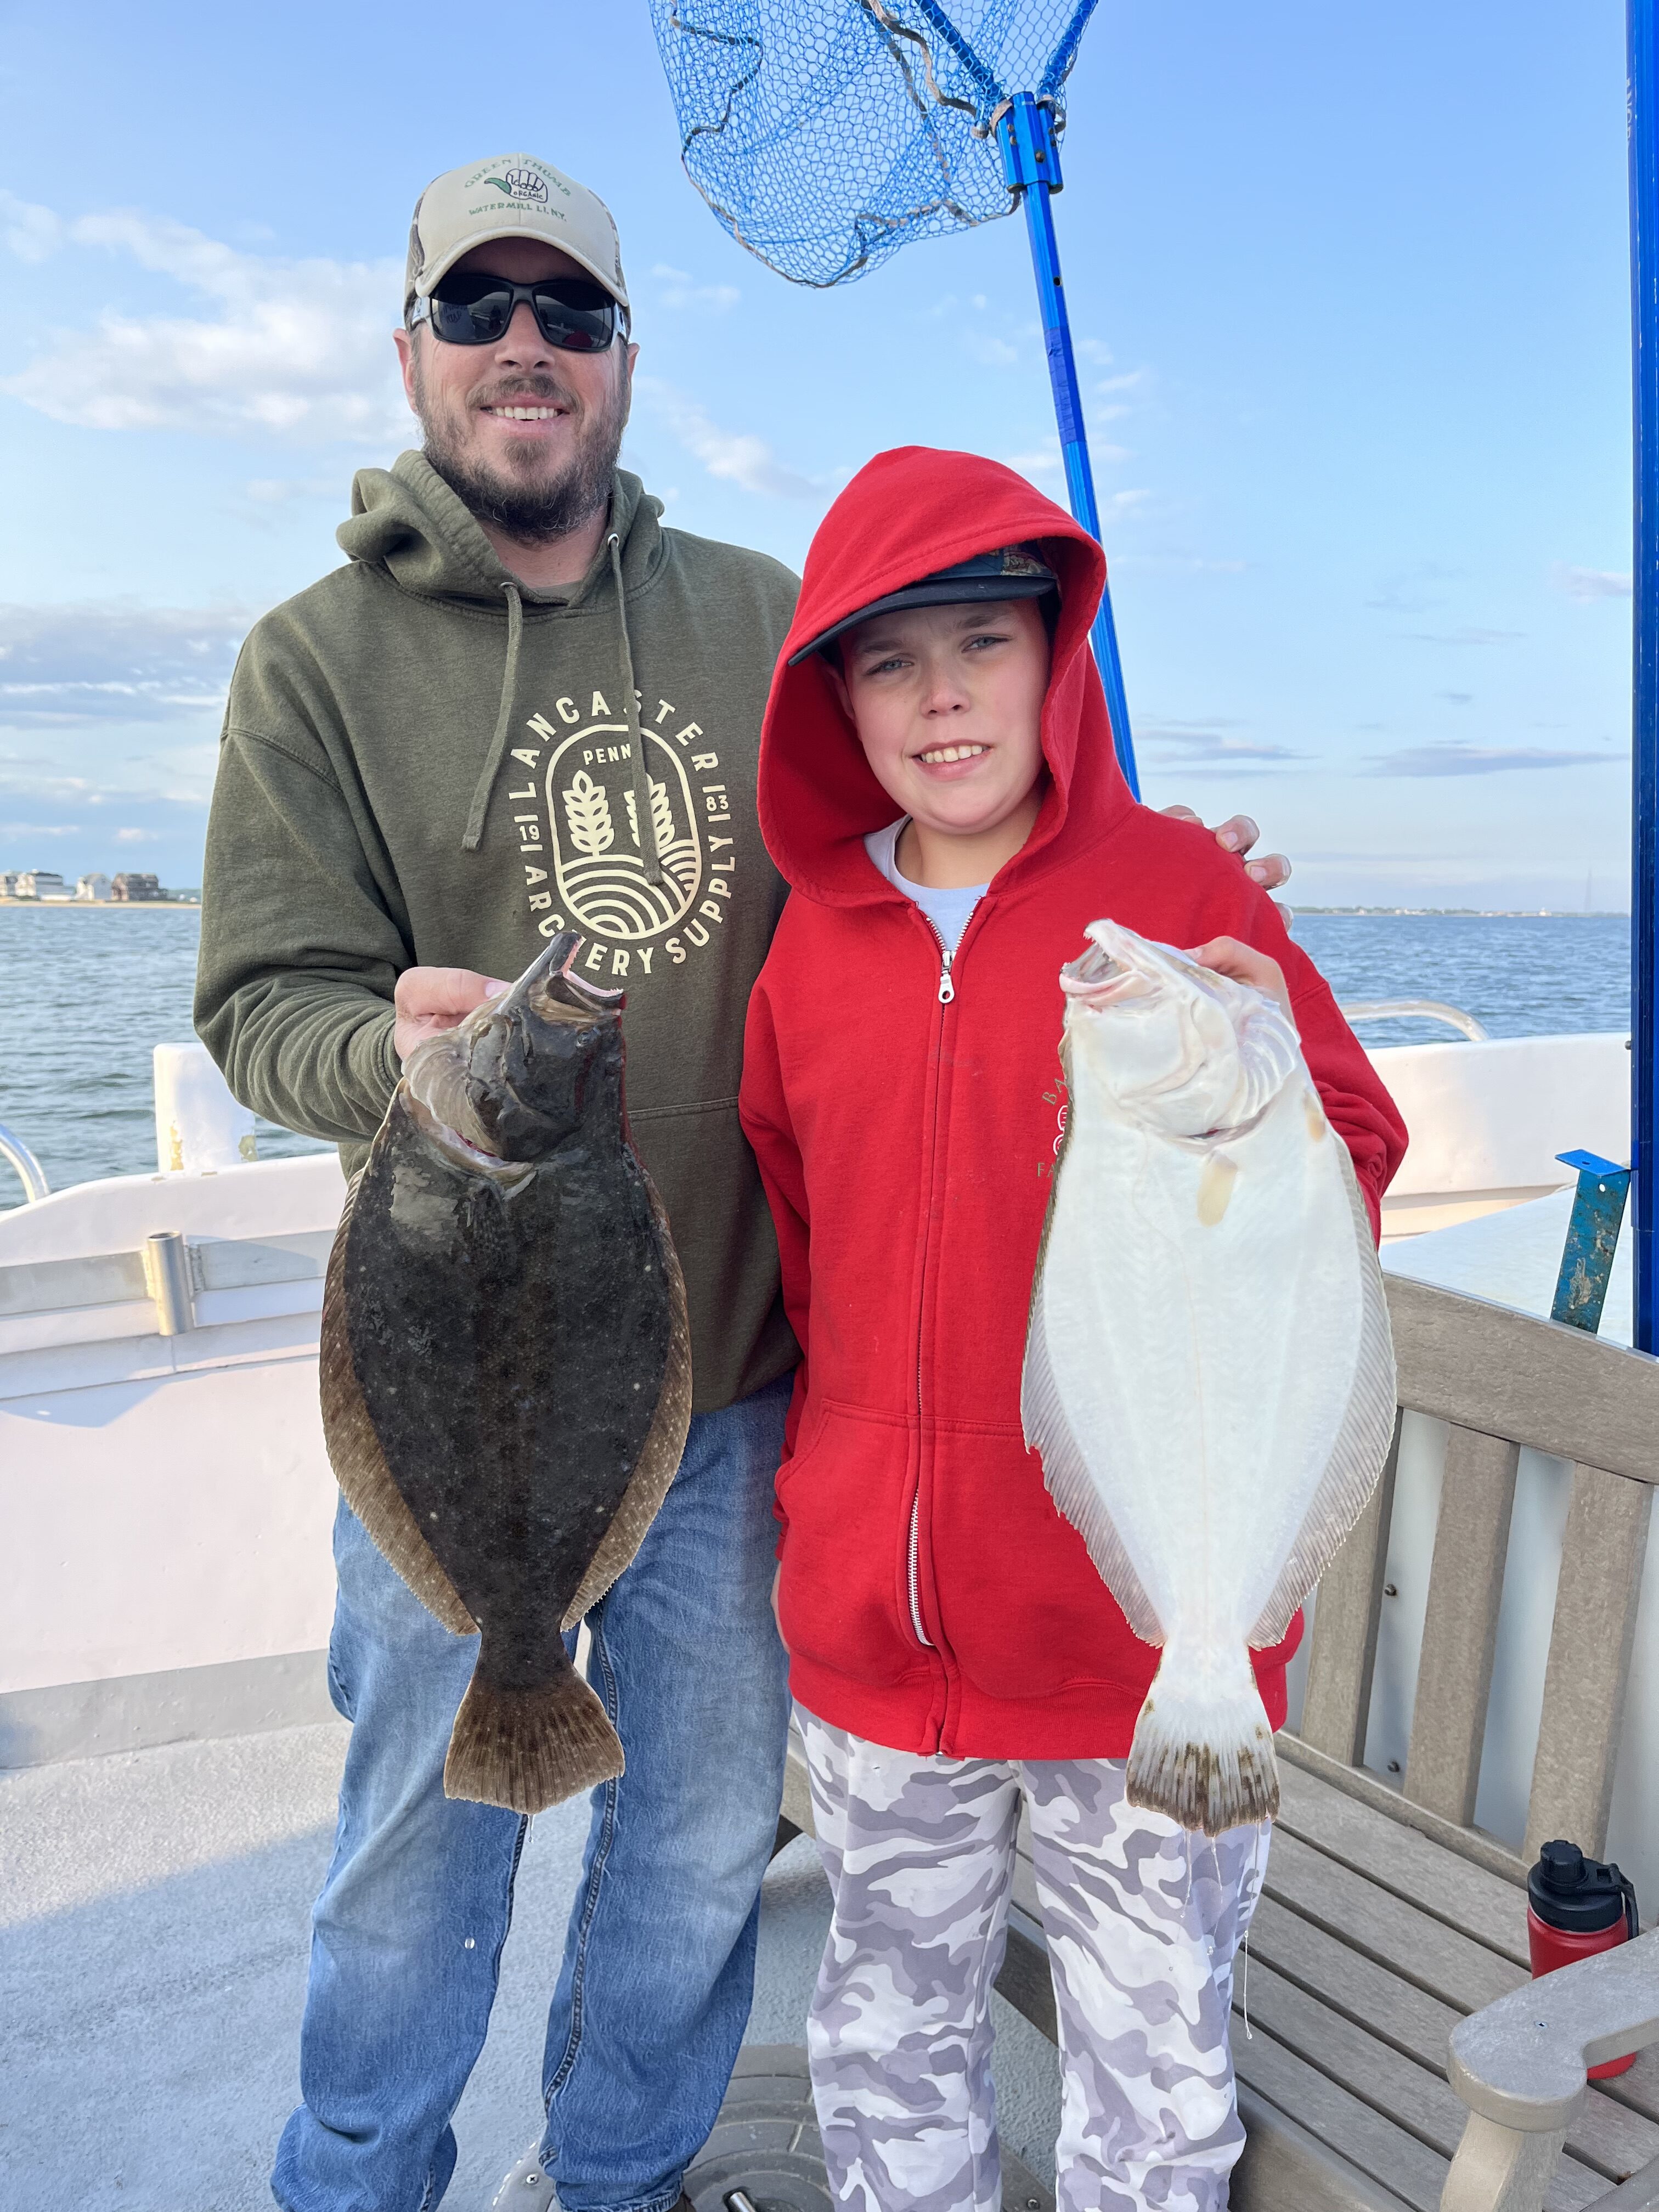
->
[1126,1653,1279,1836]
[320,1162,476,1638]
[1248,1141,1398,1647]
[444,1646,623,1813]
[560,1170,694,1631]
[1021,1261,1164,1646]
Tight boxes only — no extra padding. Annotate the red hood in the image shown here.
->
[760,447,1136,901]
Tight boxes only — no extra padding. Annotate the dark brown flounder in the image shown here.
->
[320,933,692,1814]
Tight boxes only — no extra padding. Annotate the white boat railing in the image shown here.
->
[0,1120,49,1204]
[1339,997,1491,1043]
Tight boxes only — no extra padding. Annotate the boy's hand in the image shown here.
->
[1188,936,1294,1022]
[1161,807,1291,893]
[393,966,510,1063]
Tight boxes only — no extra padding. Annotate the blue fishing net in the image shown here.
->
[648,0,1099,287]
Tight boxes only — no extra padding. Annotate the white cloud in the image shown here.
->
[0,191,407,445]
[114,826,155,843]
[648,262,740,312]
[1001,443,1063,481]
[1368,741,1627,777]
[1140,721,1308,766]
[963,330,1022,368]
[0,601,255,724]
[635,376,816,499]
[1401,626,1521,645]
[244,475,343,504]
[1554,563,1633,600]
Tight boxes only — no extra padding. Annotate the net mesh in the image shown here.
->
[648,0,1099,288]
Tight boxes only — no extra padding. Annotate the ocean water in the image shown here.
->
[0,906,331,1199]
[0,904,1634,1200]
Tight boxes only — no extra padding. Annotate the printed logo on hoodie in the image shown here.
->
[505,690,737,982]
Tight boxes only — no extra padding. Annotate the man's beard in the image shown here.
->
[415,359,627,545]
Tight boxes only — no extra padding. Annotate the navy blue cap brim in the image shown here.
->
[787,567,1058,667]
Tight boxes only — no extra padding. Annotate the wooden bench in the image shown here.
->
[778,1273,1659,2209]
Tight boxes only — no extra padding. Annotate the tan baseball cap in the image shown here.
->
[404,155,629,318]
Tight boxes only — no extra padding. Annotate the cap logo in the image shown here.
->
[484,167,550,204]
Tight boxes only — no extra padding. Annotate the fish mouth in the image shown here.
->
[503,933,623,1028]
[1058,935,1152,1011]
[404,934,623,1171]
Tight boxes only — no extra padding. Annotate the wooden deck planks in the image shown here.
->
[1231,2016,1452,2212]
[1234,2083,1416,2211]
[1263,1827,1526,2014]
[1601,2051,1659,2132]
[1235,1954,1482,2158]
[1276,1759,1531,1963]
[1244,1903,1659,2185]
[1233,1976,1609,2212]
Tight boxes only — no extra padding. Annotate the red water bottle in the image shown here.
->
[1526,1838,1642,2079]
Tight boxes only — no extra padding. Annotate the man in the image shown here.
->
[195,153,1289,2212]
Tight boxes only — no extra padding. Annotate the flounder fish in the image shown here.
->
[1022,919,1396,1835]
[320,933,692,1814]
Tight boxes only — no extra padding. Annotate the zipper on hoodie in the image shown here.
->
[921,901,977,1003]
[905,899,980,1657]
[906,1499,932,1646]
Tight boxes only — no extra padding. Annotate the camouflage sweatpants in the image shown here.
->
[798,1711,1269,2212]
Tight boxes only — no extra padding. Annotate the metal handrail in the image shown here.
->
[1339,998,1491,1043]
[0,1121,50,1204]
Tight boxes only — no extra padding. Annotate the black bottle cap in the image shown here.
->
[1528,1838,1631,1934]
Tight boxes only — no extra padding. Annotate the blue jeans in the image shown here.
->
[274,1373,793,2212]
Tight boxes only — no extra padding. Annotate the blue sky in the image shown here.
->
[0,1,1637,906]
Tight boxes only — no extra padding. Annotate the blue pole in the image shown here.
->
[999,94,1141,798]
[1632,0,1659,1353]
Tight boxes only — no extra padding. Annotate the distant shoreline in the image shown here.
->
[1295,906,1630,919]
[0,898,201,911]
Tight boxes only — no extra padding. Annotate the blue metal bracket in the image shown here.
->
[1551,1149,1632,1334]
[997,93,1141,797]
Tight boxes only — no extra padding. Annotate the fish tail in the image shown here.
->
[1125,1648,1279,1837]
[444,1647,623,1814]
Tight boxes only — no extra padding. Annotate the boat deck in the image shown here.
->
[2,1719,1065,2210]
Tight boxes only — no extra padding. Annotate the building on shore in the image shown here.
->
[15,870,67,900]
[110,872,162,901]
[75,873,111,902]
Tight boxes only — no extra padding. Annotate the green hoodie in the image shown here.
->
[195,452,801,1413]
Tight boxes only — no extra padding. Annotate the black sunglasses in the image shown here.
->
[411,270,627,353]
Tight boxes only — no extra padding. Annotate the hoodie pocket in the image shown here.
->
[775,1401,927,1685]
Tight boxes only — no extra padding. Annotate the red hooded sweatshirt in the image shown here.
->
[738,448,1407,1761]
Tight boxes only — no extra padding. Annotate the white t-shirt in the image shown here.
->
[863,819,987,954]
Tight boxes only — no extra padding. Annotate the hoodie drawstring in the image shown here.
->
[461,580,523,853]
[610,529,663,885]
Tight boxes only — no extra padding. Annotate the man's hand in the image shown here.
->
[1188,935,1294,1021]
[393,966,510,1064]
[1161,808,1291,893]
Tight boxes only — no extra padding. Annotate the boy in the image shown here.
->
[738,447,1405,2211]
